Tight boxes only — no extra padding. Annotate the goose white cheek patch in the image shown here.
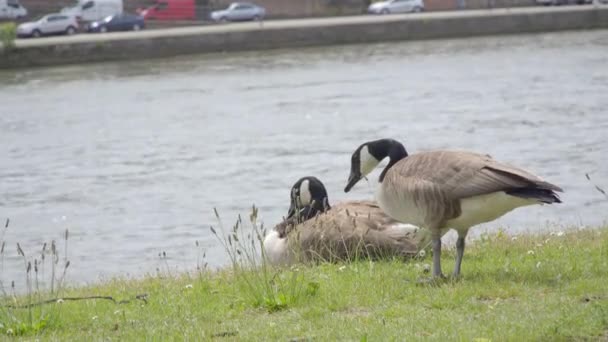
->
[299,179,312,206]
[359,145,380,176]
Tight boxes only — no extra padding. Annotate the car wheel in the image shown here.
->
[219,16,228,22]
[413,6,423,12]
[32,29,41,38]
[252,15,261,21]
[100,26,107,33]
[380,8,390,14]
[66,26,76,35]
[133,24,141,31]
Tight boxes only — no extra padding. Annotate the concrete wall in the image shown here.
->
[2,7,608,69]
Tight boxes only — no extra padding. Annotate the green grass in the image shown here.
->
[2,227,607,340]
[0,22,16,51]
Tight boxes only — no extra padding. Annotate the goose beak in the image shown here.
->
[344,171,361,193]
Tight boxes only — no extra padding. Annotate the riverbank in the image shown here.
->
[1,6,608,69]
[1,228,606,339]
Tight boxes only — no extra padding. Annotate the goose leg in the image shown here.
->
[432,236,444,278]
[453,234,466,278]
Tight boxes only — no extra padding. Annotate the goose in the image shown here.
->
[343,138,563,279]
[263,176,426,265]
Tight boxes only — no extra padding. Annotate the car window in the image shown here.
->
[235,4,252,9]
[47,16,59,21]
[82,1,94,10]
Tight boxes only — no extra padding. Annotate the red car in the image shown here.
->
[137,0,196,20]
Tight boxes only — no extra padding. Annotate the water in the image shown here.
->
[1,30,608,287]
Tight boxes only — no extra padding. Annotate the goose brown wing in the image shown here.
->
[390,150,562,201]
[281,201,418,260]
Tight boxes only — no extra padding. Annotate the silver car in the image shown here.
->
[367,0,425,14]
[17,13,79,38]
[210,2,266,22]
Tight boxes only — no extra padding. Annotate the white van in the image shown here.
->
[61,0,123,22]
[0,0,27,19]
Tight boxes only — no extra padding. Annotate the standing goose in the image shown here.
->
[343,138,563,278]
[263,176,425,265]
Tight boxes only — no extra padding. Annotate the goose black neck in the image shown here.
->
[376,139,408,182]
[306,198,330,219]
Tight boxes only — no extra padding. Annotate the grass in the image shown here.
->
[0,22,16,51]
[1,221,606,340]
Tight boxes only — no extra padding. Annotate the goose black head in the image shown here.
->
[287,176,331,223]
[344,138,408,193]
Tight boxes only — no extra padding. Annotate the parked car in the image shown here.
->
[0,0,27,20]
[61,0,123,22]
[367,0,424,14]
[210,2,266,22]
[137,0,196,20]
[87,13,144,32]
[16,14,79,38]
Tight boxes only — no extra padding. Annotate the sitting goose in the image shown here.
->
[343,138,562,279]
[263,176,426,265]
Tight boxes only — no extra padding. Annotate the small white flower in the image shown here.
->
[184,284,193,289]
[511,236,518,241]
[6,328,14,335]
[527,250,535,255]
[536,261,541,269]
[417,249,426,258]
[338,265,346,271]
[549,232,556,236]
[556,231,565,237]
[114,310,121,315]
[56,299,64,304]
[536,243,543,248]
[92,316,98,320]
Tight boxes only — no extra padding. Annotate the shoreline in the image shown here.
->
[1,6,608,69]
[1,228,605,339]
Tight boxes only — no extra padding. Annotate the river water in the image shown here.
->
[1,29,607,287]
